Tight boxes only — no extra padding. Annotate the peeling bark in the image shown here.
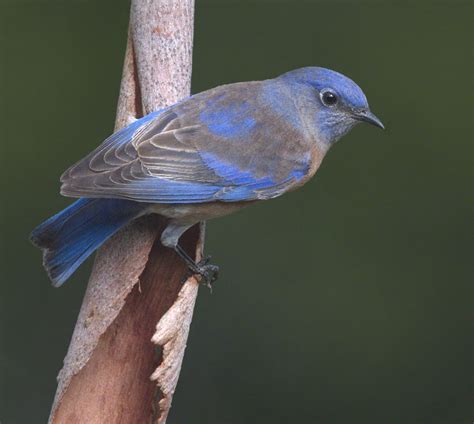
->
[49,2,197,423]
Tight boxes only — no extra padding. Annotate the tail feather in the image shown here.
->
[31,198,145,287]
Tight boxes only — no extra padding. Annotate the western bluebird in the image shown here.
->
[31,67,384,287]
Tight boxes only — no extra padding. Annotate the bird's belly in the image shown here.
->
[150,201,254,224]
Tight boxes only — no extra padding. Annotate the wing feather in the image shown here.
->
[60,84,311,203]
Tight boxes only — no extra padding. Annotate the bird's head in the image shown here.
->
[279,67,384,146]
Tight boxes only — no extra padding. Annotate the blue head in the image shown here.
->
[278,67,384,146]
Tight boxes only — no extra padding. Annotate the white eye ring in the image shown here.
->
[320,89,338,107]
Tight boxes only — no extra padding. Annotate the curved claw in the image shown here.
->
[174,244,219,290]
[196,261,219,291]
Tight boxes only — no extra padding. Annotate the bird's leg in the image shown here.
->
[161,220,219,289]
[174,244,219,290]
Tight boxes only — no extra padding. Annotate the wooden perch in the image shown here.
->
[49,1,198,423]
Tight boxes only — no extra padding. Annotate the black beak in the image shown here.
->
[353,110,385,130]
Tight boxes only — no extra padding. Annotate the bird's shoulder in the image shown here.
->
[60,79,321,203]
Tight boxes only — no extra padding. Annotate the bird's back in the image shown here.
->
[60,78,323,204]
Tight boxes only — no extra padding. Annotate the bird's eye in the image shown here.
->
[320,89,338,107]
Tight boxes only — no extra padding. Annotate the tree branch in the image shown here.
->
[49,2,198,423]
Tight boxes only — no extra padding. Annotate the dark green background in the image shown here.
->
[0,1,472,423]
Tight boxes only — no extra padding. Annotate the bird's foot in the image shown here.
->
[175,243,219,290]
[194,256,219,291]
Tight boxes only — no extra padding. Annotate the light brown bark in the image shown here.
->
[49,2,198,423]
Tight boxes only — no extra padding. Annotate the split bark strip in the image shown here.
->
[49,1,198,423]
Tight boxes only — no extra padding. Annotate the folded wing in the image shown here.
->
[60,86,311,204]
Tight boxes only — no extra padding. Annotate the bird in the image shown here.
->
[30,66,384,288]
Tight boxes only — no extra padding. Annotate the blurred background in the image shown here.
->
[0,0,472,423]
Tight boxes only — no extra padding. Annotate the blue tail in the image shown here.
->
[30,198,146,287]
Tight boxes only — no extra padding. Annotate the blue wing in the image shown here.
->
[60,83,312,204]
